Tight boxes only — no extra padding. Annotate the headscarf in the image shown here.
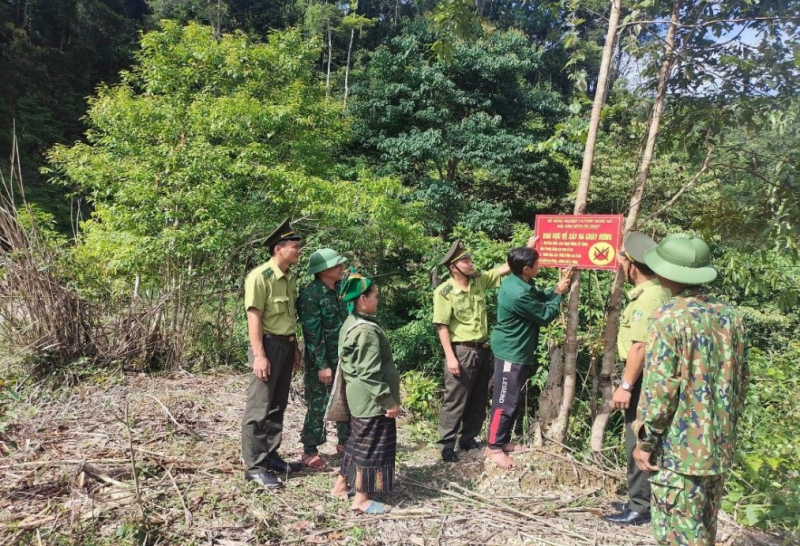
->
[340,269,373,313]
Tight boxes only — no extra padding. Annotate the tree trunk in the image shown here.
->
[343,27,355,106]
[325,23,333,98]
[589,0,682,453]
[534,0,623,447]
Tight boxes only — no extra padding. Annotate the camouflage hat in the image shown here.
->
[622,231,657,264]
[266,218,301,252]
[308,248,347,275]
[644,233,718,285]
[438,240,471,268]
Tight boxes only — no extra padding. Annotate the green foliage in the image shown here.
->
[348,19,572,230]
[400,370,441,422]
[726,344,800,533]
[42,22,427,368]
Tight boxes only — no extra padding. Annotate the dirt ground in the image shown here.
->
[0,372,783,545]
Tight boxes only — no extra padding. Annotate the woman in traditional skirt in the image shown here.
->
[330,273,400,515]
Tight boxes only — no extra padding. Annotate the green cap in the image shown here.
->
[266,218,301,252]
[622,231,657,264]
[438,240,471,268]
[643,233,718,285]
[308,248,347,275]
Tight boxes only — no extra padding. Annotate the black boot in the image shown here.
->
[244,470,282,488]
[602,509,651,526]
[441,447,459,463]
[266,456,303,473]
[459,438,482,451]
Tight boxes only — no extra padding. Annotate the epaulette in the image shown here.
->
[440,284,453,297]
[471,271,482,279]
[262,268,274,279]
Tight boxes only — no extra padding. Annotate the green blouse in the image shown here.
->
[338,312,401,418]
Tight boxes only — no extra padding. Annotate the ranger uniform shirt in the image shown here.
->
[244,258,297,336]
[634,288,749,476]
[490,274,562,366]
[298,279,347,371]
[617,278,671,361]
[432,269,501,343]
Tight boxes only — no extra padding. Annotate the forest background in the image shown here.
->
[0,0,798,536]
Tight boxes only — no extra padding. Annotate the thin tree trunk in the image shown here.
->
[536,0,623,447]
[589,0,682,453]
[343,27,355,106]
[325,23,333,98]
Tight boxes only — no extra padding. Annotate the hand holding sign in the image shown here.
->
[555,266,574,294]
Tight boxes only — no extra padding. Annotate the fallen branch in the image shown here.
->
[142,393,204,440]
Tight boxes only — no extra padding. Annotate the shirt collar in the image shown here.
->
[449,277,473,294]
[626,277,661,300]
[266,258,292,280]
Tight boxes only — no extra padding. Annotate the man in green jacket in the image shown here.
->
[486,246,570,470]
[633,234,748,545]
[603,232,671,526]
[432,236,536,463]
[298,248,349,469]
[241,218,304,489]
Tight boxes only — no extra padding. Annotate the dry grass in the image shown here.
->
[0,372,784,545]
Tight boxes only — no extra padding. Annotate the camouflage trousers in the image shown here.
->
[301,367,349,455]
[651,469,725,546]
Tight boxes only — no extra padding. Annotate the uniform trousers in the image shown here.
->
[437,344,493,450]
[241,336,295,473]
[487,358,530,450]
[651,469,725,546]
[625,374,652,513]
[301,365,349,454]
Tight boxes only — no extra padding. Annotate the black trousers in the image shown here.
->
[625,375,652,513]
[487,357,530,450]
[241,336,295,473]
[437,344,493,450]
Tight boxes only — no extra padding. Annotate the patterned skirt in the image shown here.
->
[339,415,396,494]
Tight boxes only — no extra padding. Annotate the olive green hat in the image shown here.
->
[266,218,301,253]
[643,233,718,285]
[438,240,471,268]
[340,271,373,313]
[622,231,657,264]
[308,248,347,275]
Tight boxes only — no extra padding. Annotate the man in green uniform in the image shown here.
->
[633,234,748,545]
[432,236,535,463]
[603,232,671,526]
[241,218,304,488]
[298,248,349,469]
[486,246,571,469]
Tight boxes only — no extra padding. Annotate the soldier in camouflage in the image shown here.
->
[633,234,748,546]
[298,248,349,469]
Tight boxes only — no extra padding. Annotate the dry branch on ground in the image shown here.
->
[0,373,782,545]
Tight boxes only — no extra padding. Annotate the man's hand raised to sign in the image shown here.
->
[554,267,574,295]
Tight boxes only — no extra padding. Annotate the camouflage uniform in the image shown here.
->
[298,278,349,455]
[634,288,748,545]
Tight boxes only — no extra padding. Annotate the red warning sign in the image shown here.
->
[533,215,624,271]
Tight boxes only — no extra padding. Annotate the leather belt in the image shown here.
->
[264,333,297,343]
[452,341,489,349]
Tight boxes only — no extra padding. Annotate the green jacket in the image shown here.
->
[339,313,401,418]
[634,288,749,475]
[490,274,562,366]
[298,279,347,371]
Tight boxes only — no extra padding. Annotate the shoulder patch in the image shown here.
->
[441,284,453,296]
[632,309,644,322]
[262,268,274,279]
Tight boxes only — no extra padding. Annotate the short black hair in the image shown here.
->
[631,260,655,276]
[270,239,290,256]
[507,247,539,275]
